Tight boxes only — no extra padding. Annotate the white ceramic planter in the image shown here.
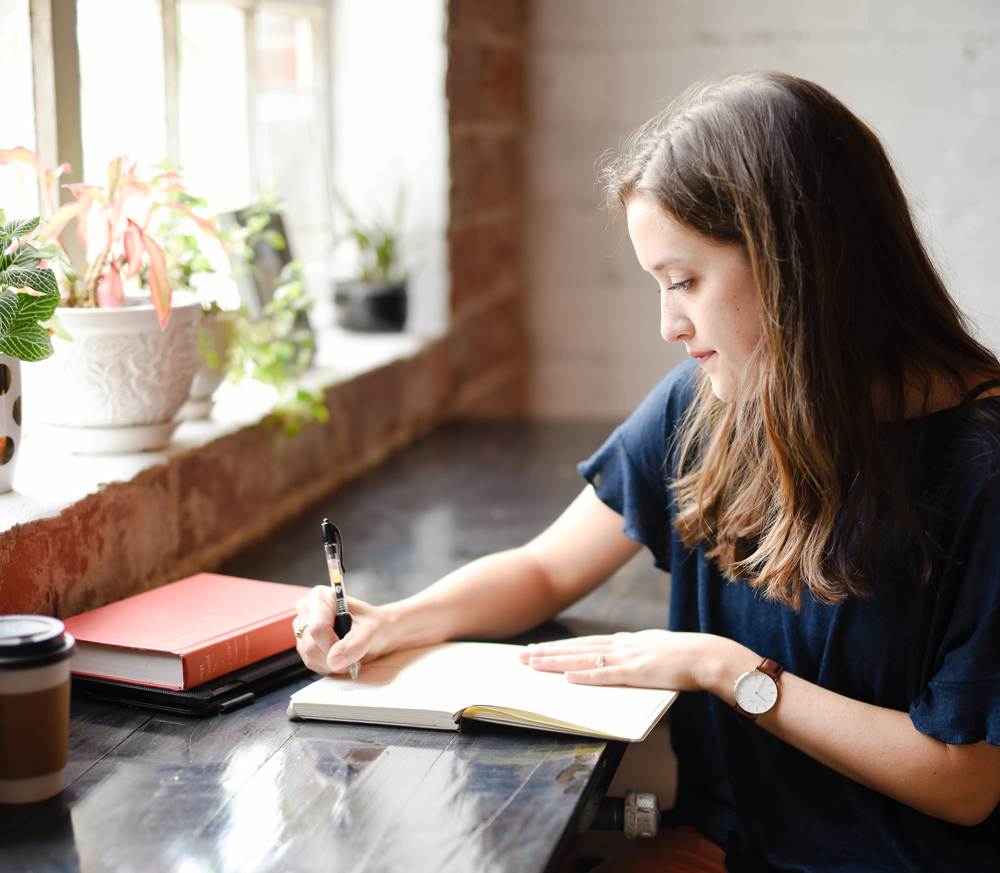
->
[26,292,201,453]
[0,355,22,493]
[181,310,239,420]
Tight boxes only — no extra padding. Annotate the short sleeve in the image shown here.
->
[577,360,699,570]
[909,470,1000,747]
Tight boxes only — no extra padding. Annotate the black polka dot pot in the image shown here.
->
[0,354,21,493]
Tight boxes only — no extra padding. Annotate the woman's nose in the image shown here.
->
[660,303,693,343]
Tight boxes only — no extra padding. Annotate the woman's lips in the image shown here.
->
[690,351,715,366]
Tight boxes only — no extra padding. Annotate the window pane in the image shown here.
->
[253,10,331,264]
[178,1,252,210]
[331,0,450,334]
[256,11,315,90]
[0,0,38,217]
[78,0,167,183]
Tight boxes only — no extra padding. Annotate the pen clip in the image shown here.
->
[333,525,345,574]
[322,519,346,573]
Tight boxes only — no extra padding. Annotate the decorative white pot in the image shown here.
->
[181,310,239,420]
[26,292,201,453]
[0,355,22,493]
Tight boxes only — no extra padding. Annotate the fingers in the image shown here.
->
[565,664,625,686]
[325,597,379,673]
[293,587,384,676]
[525,648,612,674]
[525,645,626,686]
[518,635,618,664]
[294,586,339,674]
[521,632,651,687]
[520,635,619,669]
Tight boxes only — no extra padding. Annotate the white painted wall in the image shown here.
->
[526,0,1000,419]
[328,0,450,337]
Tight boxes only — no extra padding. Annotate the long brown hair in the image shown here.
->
[602,71,1000,608]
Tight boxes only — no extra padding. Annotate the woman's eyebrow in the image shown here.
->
[649,255,689,272]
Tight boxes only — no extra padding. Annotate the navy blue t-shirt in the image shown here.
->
[579,358,1000,872]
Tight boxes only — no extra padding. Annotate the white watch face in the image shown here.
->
[734,670,778,715]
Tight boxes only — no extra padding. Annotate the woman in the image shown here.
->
[295,72,1000,871]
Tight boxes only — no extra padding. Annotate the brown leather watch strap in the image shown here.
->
[733,702,757,723]
[758,658,784,682]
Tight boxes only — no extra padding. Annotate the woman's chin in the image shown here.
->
[707,376,736,403]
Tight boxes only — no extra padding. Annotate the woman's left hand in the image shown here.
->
[520,630,722,692]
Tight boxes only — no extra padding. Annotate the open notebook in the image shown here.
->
[287,642,677,741]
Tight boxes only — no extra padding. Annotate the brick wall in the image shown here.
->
[0,0,532,617]
[447,0,530,417]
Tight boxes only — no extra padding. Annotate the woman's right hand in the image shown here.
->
[293,586,391,676]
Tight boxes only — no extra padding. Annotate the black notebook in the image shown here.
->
[71,648,311,716]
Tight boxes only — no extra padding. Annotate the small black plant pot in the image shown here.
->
[334,280,407,332]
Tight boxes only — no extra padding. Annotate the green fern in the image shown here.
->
[0,211,61,362]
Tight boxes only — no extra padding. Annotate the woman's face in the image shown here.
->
[626,194,763,402]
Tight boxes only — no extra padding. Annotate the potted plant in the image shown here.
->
[0,210,60,491]
[147,170,241,421]
[177,196,324,428]
[0,149,221,453]
[225,259,328,435]
[333,192,408,332]
[181,302,241,420]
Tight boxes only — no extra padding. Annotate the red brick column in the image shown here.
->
[446,0,530,417]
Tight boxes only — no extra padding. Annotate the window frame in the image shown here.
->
[29,0,333,214]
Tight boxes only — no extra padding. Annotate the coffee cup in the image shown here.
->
[0,615,75,804]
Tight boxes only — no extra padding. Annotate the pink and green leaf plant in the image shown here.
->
[0,149,221,329]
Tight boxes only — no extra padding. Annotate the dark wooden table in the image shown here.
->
[0,422,672,873]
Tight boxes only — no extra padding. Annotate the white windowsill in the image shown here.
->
[0,325,437,531]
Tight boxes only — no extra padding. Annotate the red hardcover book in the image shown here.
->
[63,573,304,690]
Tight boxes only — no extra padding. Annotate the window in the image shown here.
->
[178,2,253,211]
[249,5,331,264]
[0,0,448,335]
[0,0,39,217]
[78,0,168,184]
[330,0,449,334]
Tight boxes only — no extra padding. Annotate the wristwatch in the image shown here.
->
[733,658,784,723]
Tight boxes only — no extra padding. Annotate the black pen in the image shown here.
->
[321,518,358,681]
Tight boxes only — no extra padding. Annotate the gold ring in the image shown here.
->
[595,653,605,668]
[294,622,308,639]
